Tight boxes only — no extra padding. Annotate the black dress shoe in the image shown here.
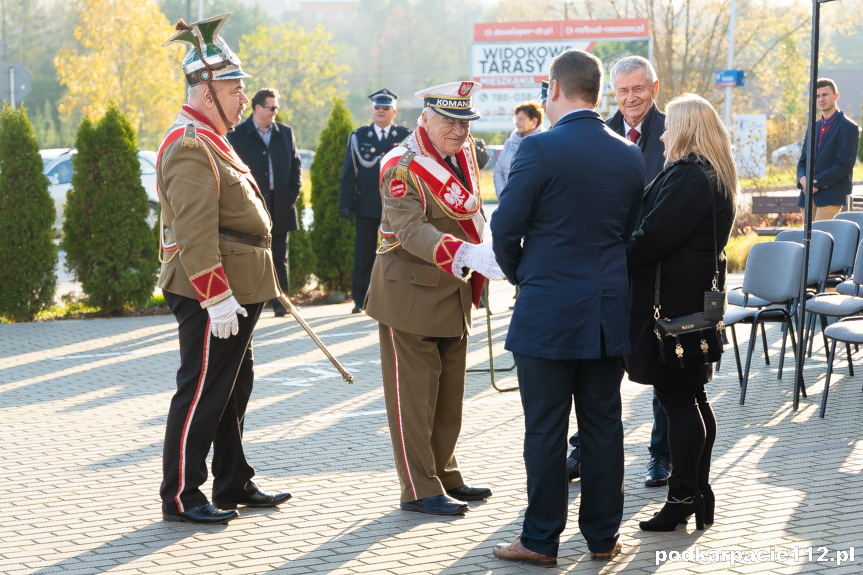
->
[446,484,493,501]
[644,456,671,487]
[400,494,468,516]
[351,305,362,314]
[567,457,580,481]
[163,504,238,525]
[215,489,292,509]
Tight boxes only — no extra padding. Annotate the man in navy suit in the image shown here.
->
[491,49,644,565]
[795,78,860,221]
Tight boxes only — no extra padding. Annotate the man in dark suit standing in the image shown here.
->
[339,89,412,314]
[227,88,302,317]
[795,77,860,220]
[491,49,644,565]
[567,55,672,488]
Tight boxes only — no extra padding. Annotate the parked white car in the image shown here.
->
[298,149,314,171]
[770,140,802,167]
[41,148,159,235]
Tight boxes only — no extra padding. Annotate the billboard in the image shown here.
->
[733,114,767,179]
[471,19,650,132]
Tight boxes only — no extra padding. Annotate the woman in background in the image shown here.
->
[493,101,545,198]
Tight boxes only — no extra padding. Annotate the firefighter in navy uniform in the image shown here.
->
[338,88,412,314]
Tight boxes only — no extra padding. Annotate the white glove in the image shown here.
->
[206,296,248,339]
[457,241,505,280]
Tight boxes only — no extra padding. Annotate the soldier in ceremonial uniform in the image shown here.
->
[157,13,291,525]
[339,88,412,314]
[365,81,505,516]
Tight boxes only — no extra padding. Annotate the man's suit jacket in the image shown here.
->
[227,116,302,234]
[338,123,412,220]
[795,110,860,208]
[491,110,645,360]
[607,103,665,182]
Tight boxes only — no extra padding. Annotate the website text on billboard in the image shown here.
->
[474,19,650,42]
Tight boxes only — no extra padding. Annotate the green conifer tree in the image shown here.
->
[0,106,58,321]
[61,104,159,315]
[310,99,354,293]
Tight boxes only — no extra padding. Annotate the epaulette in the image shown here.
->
[393,150,415,183]
[182,124,198,148]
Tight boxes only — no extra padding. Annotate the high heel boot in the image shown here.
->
[639,492,705,531]
[700,485,714,525]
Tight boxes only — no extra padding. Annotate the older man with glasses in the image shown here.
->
[365,81,505,516]
[339,88,412,314]
[565,55,672,489]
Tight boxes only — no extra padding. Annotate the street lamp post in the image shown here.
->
[723,0,737,126]
[794,0,838,411]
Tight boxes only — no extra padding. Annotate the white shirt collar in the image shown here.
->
[623,118,643,136]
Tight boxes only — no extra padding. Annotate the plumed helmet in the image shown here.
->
[162,13,250,87]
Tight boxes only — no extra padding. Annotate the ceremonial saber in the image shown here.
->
[276,293,354,384]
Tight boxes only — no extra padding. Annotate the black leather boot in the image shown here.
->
[640,492,705,531]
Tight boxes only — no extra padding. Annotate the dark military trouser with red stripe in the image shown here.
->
[160,291,264,514]
[378,323,467,503]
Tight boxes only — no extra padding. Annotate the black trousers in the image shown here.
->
[514,352,624,557]
[352,216,380,306]
[652,383,716,497]
[272,231,289,295]
[160,291,264,514]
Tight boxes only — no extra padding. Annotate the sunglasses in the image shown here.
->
[374,105,393,111]
[260,105,279,112]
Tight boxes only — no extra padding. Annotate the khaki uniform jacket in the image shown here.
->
[365,132,483,338]
[156,106,279,307]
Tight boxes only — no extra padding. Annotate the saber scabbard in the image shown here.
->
[277,293,354,384]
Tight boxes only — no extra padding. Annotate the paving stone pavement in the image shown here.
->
[1,277,862,574]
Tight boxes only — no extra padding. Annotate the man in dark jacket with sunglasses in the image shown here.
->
[228,87,302,316]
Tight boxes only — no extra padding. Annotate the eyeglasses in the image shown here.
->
[374,105,393,111]
[260,105,278,112]
[614,85,650,98]
[439,117,470,132]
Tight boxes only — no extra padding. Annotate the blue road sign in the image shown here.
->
[715,69,745,88]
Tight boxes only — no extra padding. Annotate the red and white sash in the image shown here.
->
[380,127,484,244]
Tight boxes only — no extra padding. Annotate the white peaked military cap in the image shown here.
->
[415,81,482,121]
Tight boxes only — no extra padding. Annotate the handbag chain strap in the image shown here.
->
[654,169,720,320]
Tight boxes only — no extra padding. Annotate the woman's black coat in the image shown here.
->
[624,154,736,386]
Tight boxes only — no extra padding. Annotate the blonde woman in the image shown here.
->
[624,93,738,531]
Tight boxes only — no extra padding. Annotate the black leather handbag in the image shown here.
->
[653,190,725,370]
